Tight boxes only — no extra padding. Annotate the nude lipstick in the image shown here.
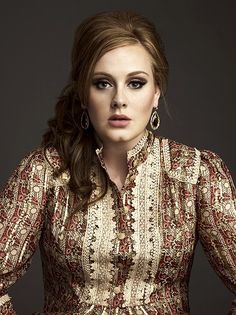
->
[108,114,131,127]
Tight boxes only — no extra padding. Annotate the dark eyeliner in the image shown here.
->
[92,78,112,89]
[129,79,147,88]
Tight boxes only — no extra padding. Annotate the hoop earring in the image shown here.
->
[81,110,89,130]
[150,109,160,130]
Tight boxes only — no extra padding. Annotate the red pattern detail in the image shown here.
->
[0,138,235,314]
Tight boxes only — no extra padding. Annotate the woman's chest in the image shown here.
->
[42,163,198,282]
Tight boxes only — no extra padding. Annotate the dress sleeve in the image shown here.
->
[196,149,236,314]
[0,148,51,314]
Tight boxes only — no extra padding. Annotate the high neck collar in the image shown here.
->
[95,130,154,168]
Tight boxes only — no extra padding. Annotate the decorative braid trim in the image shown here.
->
[0,294,10,306]
[162,138,171,171]
[191,148,201,184]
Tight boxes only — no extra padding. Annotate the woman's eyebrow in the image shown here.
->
[127,71,149,77]
[92,71,149,77]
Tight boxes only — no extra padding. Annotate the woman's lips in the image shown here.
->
[108,114,131,127]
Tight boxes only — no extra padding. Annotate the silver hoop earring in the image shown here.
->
[150,109,160,130]
[81,110,89,130]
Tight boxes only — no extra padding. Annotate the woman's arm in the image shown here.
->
[0,148,51,314]
[196,150,236,314]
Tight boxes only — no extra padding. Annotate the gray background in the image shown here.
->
[0,1,235,314]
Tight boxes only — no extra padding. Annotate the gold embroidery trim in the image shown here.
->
[0,294,10,306]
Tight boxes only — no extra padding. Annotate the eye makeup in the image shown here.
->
[91,77,147,90]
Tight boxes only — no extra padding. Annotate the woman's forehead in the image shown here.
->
[93,44,153,75]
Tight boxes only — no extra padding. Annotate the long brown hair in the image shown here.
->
[42,10,169,211]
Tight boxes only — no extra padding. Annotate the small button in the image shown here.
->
[113,286,121,294]
[117,232,126,240]
[123,206,130,213]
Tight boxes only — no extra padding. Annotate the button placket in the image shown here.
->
[117,232,126,240]
[110,189,131,303]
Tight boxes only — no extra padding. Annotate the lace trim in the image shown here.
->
[127,130,149,160]
[81,187,116,305]
[192,148,201,183]
[0,294,10,306]
[124,137,161,306]
[162,138,171,171]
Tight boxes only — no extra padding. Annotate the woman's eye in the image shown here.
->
[93,80,112,89]
[128,80,146,89]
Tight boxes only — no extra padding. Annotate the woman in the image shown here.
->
[0,10,235,315]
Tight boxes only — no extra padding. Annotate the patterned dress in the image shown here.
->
[0,131,236,314]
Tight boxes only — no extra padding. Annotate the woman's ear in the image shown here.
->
[153,86,161,109]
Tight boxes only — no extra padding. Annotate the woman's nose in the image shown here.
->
[111,100,127,109]
[111,87,127,109]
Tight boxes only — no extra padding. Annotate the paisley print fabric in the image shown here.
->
[0,130,235,314]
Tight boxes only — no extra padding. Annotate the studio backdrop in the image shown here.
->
[0,1,235,314]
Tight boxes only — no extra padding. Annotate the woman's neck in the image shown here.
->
[102,145,129,191]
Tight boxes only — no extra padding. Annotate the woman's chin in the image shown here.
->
[99,130,146,147]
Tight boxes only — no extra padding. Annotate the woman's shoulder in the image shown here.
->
[42,146,63,170]
[156,135,227,184]
[19,146,62,170]
[16,146,70,186]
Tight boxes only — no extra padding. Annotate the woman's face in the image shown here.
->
[87,44,160,149]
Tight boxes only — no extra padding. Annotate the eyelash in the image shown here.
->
[129,80,146,89]
[93,79,146,90]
